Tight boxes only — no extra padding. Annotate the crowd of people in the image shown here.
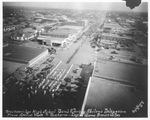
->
[4,57,86,110]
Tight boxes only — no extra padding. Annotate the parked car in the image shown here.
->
[130,56,143,64]
[135,58,143,64]
[130,56,136,62]
[73,68,79,73]
[46,57,54,63]
[79,63,86,68]
[47,47,56,54]
[109,56,114,60]
[73,40,77,43]
[111,51,118,54]
[105,46,109,49]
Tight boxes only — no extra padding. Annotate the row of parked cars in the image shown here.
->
[3,56,55,94]
[130,56,144,64]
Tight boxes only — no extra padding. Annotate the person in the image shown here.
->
[35,89,37,94]
[28,93,30,98]
[88,63,92,66]
[44,90,46,95]
[52,89,55,98]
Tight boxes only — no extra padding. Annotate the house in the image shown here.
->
[3,25,16,32]
[100,39,117,48]
[11,30,36,41]
[3,22,27,32]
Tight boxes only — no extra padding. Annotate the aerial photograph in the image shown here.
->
[2,0,148,118]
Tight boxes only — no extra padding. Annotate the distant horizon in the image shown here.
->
[3,2,148,12]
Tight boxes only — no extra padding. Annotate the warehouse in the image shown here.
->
[37,36,67,47]
[3,45,49,67]
[81,59,147,117]
[38,27,81,47]
[101,33,134,46]
[81,77,147,117]
[103,22,123,33]
[93,58,147,86]
[100,39,117,48]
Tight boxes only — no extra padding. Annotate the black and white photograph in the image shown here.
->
[1,0,149,118]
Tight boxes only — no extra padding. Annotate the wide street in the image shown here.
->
[3,27,99,114]
[3,13,106,115]
[53,34,97,76]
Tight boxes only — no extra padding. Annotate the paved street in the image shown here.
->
[3,2,148,117]
[3,10,107,116]
[3,31,98,114]
[54,35,96,66]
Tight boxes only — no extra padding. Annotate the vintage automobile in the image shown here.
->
[111,51,118,54]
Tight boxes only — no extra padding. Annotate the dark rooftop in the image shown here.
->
[83,77,147,117]
[3,45,47,63]
[93,59,147,87]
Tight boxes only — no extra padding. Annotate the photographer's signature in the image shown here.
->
[132,101,144,113]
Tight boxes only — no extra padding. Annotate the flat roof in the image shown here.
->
[41,28,77,36]
[3,45,47,63]
[46,37,65,42]
[56,28,77,34]
[23,27,35,33]
[102,33,118,37]
[104,23,122,28]
[102,33,132,39]
[59,25,82,30]
[93,59,147,87]
[37,36,65,42]
[83,77,146,116]
[37,36,47,40]
[3,61,26,79]
[101,39,117,43]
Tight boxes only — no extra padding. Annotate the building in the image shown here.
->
[93,58,147,85]
[3,25,16,32]
[81,77,147,117]
[10,28,37,41]
[60,21,86,27]
[3,45,49,67]
[101,33,133,45]
[38,27,83,47]
[103,23,122,33]
[81,58,147,117]
[103,22,133,34]
[133,43,148,58]
[3,22,27,32]
[100,39,117,48]
[37,36,67,47]
[11,32,36,41]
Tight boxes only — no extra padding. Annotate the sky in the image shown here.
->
[3,1,148,12]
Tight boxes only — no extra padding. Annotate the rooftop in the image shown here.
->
[22,27,36,33]
[3,45,47,64]
[102,33,119,37]
[102,33,132,39]
[101,39,117,43]
[37,36,65,42]
[93,59,147,87]
[41,28,77,37]
[11,28,36,38]
[59,25,82,30]
[103,23,122,28]
[83,77,147,117]
[3,60,26,79]
[46,36,65,42]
